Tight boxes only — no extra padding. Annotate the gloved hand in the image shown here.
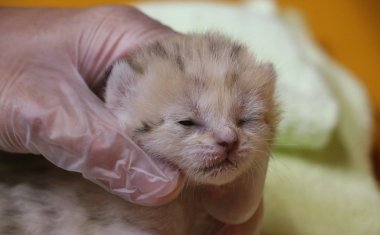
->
[0,6,183,206]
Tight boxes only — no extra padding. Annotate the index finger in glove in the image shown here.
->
[216,199,264,235]
[201,159,268,224]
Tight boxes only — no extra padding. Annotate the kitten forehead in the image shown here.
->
[116,33,271,86]
[106,32,275,127]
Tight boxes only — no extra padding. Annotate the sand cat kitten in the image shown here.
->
[0,33,277,235]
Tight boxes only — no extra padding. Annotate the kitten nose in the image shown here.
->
[214,129,239,153]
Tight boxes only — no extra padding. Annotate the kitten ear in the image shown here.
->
[104,60,141,112]
[260,62,276,80]
[257,62,276,96]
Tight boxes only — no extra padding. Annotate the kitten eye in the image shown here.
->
[237,118,252,126]
[238,116,262,126]
[178,119,196,127]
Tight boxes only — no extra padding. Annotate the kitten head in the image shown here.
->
[105,33,277,185]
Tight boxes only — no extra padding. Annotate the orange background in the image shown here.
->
[2,0,380,177]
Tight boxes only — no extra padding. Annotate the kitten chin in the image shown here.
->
[105,32,278,187]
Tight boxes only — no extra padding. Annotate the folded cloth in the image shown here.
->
[137,1,380,234]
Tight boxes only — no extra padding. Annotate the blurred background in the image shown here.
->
[2,0,380,177]
[2,1,379,102]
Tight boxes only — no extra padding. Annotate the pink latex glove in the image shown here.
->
[0,6,183,206]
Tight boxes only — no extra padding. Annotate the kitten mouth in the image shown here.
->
[200,159,238,175]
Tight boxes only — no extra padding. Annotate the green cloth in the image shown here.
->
[137,1,380,234]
